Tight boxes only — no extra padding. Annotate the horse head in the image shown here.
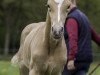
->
[47,0,71,39]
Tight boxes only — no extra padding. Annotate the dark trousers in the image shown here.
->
[62,66,86,75]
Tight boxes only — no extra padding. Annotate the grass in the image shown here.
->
[0,61,19,75]
[88,62,100,75]
[0,61,100,75]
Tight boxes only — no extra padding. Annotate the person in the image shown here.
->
[62,0,100,75]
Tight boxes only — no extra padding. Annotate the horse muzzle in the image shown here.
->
[51,26,64,39]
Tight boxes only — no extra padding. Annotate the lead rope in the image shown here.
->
[89,63,100,75]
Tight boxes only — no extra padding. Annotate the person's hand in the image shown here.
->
[67,60,75,70]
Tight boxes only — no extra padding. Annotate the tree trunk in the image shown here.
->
[4,9,12,56]
[4,25,10,56]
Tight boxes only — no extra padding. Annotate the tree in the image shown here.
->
[0,0,47,55]
[0,0,99,55]
[0,0,23,55]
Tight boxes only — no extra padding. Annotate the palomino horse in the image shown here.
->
[11,0,71,75]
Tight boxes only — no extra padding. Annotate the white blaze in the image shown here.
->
[54,0,64,22]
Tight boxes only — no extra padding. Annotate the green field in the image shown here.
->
[0,61,19,75]
[0,61,100,75]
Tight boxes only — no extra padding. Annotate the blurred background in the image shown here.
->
[0,0,100,75]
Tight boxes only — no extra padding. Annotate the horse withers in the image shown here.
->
[11,0,71,75]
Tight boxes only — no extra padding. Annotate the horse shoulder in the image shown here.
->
[22,22,46,67]
[30,22,47,57]
[21,23,40,43]
[11,23,37,66]
[11,22,46,67]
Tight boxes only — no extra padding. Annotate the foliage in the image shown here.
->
[0,0,47,54]
[0,0,100,54]
[77,0,100,33]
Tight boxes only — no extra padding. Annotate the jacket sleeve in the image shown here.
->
[65,18,78,61]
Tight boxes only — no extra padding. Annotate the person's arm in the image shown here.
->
[65,18,78,70]
[91,27,100,46]
[65,18,78,61]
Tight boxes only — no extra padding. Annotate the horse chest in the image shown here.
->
[31,53,66,74]
[44,55,66,75]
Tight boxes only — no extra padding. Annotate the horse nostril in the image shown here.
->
[52,27,58,36]
[54,31,57,35]
[54,31,59,36]
[61,27,63,32]
[52,27,54,32]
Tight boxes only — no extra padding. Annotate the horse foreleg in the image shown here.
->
[19,64,29,75]
[29,68,39,75]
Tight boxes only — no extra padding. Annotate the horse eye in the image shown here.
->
[47,5,50,8]
[67,5,70,9]
[47,5,51,12]
[46,4,50,8]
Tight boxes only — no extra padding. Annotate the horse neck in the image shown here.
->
[44,11,51,49]
[44,11,62,54]
[50,37,62,49]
